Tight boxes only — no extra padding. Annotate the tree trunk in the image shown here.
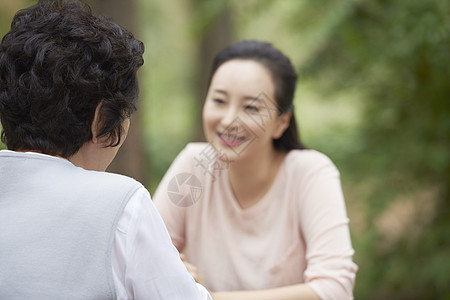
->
[194,8,233,141]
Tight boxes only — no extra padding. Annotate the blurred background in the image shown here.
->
[1,0,449,298]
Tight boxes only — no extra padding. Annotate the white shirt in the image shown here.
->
[112,186,212,299]
[0,150,211,299]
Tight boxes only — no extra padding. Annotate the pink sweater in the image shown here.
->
[154,143,357,299]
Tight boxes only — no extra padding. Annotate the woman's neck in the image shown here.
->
[228,147,286,209]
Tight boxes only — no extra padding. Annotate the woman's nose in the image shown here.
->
[220,107,239,128]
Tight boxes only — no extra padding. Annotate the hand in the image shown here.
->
[180,253,203,285]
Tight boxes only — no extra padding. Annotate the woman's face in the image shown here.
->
[202,59,288,163]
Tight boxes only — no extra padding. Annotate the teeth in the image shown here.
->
[220,133,245,141]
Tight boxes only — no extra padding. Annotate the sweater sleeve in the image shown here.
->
[153,143,200,252]
[297,153,358,300]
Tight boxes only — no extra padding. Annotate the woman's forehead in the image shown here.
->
[210,60,275,99]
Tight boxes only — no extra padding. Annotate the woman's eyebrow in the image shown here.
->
[213,89,263,102]
[213,89,228,95]
[243,96,261,102]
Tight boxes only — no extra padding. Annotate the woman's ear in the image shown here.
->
[273,111,292,139]
[90,102,103,144]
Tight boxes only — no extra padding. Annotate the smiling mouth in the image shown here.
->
[218,132,246,147]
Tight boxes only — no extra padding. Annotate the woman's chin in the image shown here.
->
[214,141,251,163]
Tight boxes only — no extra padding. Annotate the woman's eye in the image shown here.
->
[245,105,259,112]
[213,98,225,104]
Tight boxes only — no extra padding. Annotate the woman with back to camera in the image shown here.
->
[0,1,212,299]
[154,40,358,300]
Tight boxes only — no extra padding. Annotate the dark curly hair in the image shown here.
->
[0,0,144,158]
[208,40,305,151]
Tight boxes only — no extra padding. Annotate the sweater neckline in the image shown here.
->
[222,150,291,217]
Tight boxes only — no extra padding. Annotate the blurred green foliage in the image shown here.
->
[286,1,450,298]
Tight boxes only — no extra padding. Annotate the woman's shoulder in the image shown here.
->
[81,165,145,192]
[284,149,339,177]
[164,142,217,175]
[182,142,210,155]
[173,142,212,163]
[286,148,334,164]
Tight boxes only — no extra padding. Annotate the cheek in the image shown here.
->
[203,115,216,135]
[202,105,210,126]
[202,102,219,124]
[202,104,215,136]
[241,116,278,143]
[239,113,270,135]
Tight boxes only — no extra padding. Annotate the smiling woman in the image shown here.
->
[154,40,358,300]
[202,59,290,164]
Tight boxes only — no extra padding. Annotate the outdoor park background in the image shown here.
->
[1,0,449,298]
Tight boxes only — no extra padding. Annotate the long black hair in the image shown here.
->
[207,40,305,151]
